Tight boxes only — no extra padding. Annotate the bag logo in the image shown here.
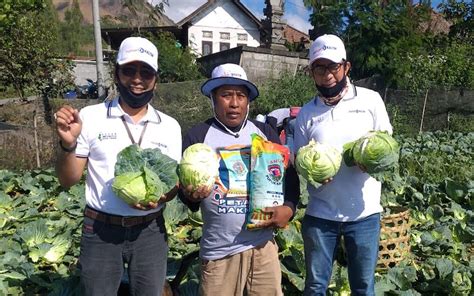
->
[267,164,282,183]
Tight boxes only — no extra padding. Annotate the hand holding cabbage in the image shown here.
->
[295,140,342,188]
[112,145,178,209]
[343,131,400,178]
[178,143,220,201]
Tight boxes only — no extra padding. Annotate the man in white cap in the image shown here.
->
[294,34,393,295]
[55,36,181,295]
[179,63,300,295]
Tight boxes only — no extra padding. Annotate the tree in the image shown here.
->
[0,0,45,30]
[392,1,474,91]
[303,0,432,87]
[58,0,93,56]
[344,1,430,85]
[438,0,473,44]
[303,0,349,38]
[118,0,170,30]
[0,0,74,99]
[145,32,203,83]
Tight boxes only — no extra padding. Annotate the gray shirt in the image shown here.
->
[180,118,299,260]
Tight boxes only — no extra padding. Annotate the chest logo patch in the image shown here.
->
[349,109,366,114]
[97,132,117,141]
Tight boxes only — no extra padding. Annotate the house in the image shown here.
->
[283,24,310,50]
[95,0,310,84]
[177,0,264,56]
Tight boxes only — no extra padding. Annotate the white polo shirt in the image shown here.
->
[75,98,182,216]
[294,83,392,222]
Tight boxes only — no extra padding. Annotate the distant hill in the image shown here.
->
[52,0,175,27]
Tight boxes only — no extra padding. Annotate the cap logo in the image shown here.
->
[139,47,154,57]
[222,70,242,78]
[125,47,154,58]
[322,45,337,51]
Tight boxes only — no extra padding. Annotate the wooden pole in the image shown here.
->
[33,110,41,168]
[419,89,429,134]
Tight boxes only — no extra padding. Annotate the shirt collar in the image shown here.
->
[106,97,161,124]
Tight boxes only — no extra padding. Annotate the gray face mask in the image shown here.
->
[117,81,154,109]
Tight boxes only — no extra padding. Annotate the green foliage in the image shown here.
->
[0,5,54,98]
[119,0,169,28]
[252,72,314,116]
[438,0,473,44]
[145,32,203,83]
[58,0,94,56]
[303,0,348,37]
[393,40,474,92]
[0,0,74,99]
[303,1,474,90]
[344,1,428,84]
[153,80,211,133]
[0,132,472,295]
[0,169,85,294]
[0,0,45,31]
[36,59,76,99]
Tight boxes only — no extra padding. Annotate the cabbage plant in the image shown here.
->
[295,140,342,187]
[112,145,178,206]
[343,131,399,175]
[178,143,219,190]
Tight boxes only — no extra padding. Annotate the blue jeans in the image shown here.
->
[78,214,168,296]
[302,213,380,296]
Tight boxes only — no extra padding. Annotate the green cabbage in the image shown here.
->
[295,140,342,187]
[343,131,399,175]
[112,145,178,206]
[178,143,219,189]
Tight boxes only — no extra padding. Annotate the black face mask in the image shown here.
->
[117,82,154,109]
[316,75,347,98]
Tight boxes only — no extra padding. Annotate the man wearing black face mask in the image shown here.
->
[54,36,181,295]
[294,34,393,295]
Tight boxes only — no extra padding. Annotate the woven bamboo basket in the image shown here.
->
[377,206,411,271]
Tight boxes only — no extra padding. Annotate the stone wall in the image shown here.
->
[197,45,308,84]
[240,46,308,83]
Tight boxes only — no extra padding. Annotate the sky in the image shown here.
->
[153,0,447,35]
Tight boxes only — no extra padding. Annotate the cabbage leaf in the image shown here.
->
[113,145,178,206]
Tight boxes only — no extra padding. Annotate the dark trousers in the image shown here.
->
[78,214,168,296]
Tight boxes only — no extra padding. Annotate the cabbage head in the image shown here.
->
[178,143,219,190]
[112,145,178,206]
[343,131,399,175]
[295,140,342,187]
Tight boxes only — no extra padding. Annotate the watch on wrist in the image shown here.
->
[59,140,77,153]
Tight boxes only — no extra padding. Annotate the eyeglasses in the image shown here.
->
[311,63,344,75]
[120,65,156,80]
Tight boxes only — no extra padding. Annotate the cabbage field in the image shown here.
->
[0,131,472,295]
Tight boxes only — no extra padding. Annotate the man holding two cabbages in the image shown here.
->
[178,63,300,295]
[293,34,393,295]
[55,37,181,295]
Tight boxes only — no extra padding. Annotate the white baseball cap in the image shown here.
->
[309,34,346,66]
[201,63,259,101]
[116,37,158,72]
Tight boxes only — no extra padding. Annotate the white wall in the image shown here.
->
[73,60,112,87]
[187,0,261,56]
